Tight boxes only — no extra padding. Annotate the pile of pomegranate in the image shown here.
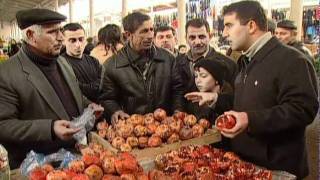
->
[97,108,211,152]
[29,143,146,180]
[154,145,272,180]
[28,143,274,179]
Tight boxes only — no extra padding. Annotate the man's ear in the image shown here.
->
[124,31,131,39]
[26,29,36,43]
[292,31,298,37]
[209,31,214,39]
[248,20,258,34]
[174,36,178,44]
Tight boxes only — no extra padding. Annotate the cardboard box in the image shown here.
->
[89,128,221,162]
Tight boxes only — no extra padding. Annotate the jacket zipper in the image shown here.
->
[243,74,247,84]
[132,64,147,91]
[242,60,248,84]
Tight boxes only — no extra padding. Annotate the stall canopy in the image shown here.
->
[0,0,69,22]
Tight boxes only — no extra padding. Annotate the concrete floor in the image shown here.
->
[304,114,319,180]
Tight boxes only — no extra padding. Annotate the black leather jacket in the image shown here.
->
[100,45,184,118]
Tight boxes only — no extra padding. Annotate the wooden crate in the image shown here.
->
[89,128,221,162]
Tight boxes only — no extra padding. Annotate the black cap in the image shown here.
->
[16,8,67,30]
[194,59,227,86]
[277,20,297,30]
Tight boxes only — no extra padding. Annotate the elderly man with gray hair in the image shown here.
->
[0,9,99,168]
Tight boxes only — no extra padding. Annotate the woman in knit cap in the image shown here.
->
[185,58,233,124]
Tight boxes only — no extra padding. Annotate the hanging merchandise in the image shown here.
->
[302,7,319,41]
[154,12,177,28]
[317,5,320,20]
[271,9,288,22]
[186,0,212,21]
[171,19,178,29]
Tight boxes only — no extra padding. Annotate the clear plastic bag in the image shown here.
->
[20,149,78,176]
[71,107,96,145]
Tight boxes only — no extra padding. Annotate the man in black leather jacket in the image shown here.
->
[99,12,184,123]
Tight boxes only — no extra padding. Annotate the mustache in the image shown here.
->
[193,44,205,48]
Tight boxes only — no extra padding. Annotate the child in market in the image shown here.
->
[184,58,233,124]
[185,58,234,150]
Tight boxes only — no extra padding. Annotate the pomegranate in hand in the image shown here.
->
[215,114,236,129]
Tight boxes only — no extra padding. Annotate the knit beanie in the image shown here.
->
[194,59,226,86]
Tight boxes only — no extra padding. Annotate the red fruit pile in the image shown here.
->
[29,143,144,180]
[154,145,272,180]
[97,108,212,152]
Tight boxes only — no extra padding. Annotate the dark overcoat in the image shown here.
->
[232,37,318,179]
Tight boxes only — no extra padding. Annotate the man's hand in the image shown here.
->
[111,110,129,125]
[88,103,104,119]
[184,92,218,106]
[217,111,249,138]
[53,120,80,141]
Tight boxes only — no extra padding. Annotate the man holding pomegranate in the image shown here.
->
[220,1,318,179]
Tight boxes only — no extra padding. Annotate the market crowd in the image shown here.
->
[0,1,318,179]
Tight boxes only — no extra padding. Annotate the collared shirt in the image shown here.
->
[243,32,272,61]
[126,44,156,80]
[186,47,211,76]
[186,46,210,62]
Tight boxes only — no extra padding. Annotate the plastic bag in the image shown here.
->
[71,107,96,145]
[20,149,78,176]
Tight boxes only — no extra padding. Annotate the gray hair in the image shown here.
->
[21,24,43,42]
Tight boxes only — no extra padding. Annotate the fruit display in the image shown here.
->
[29,143,145,180]
[154,145,272,180]
[26,141,291,179]
[96,108,211,152]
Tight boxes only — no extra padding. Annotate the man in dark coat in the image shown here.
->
[0,9,92,168]
[275,19,314,65]
[62,23,103,103]
[221,1,318,179]
[100,12,184,123]
[176,18,237,121]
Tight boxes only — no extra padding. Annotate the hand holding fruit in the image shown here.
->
[111,110,130,125]
[216,111,248,138]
